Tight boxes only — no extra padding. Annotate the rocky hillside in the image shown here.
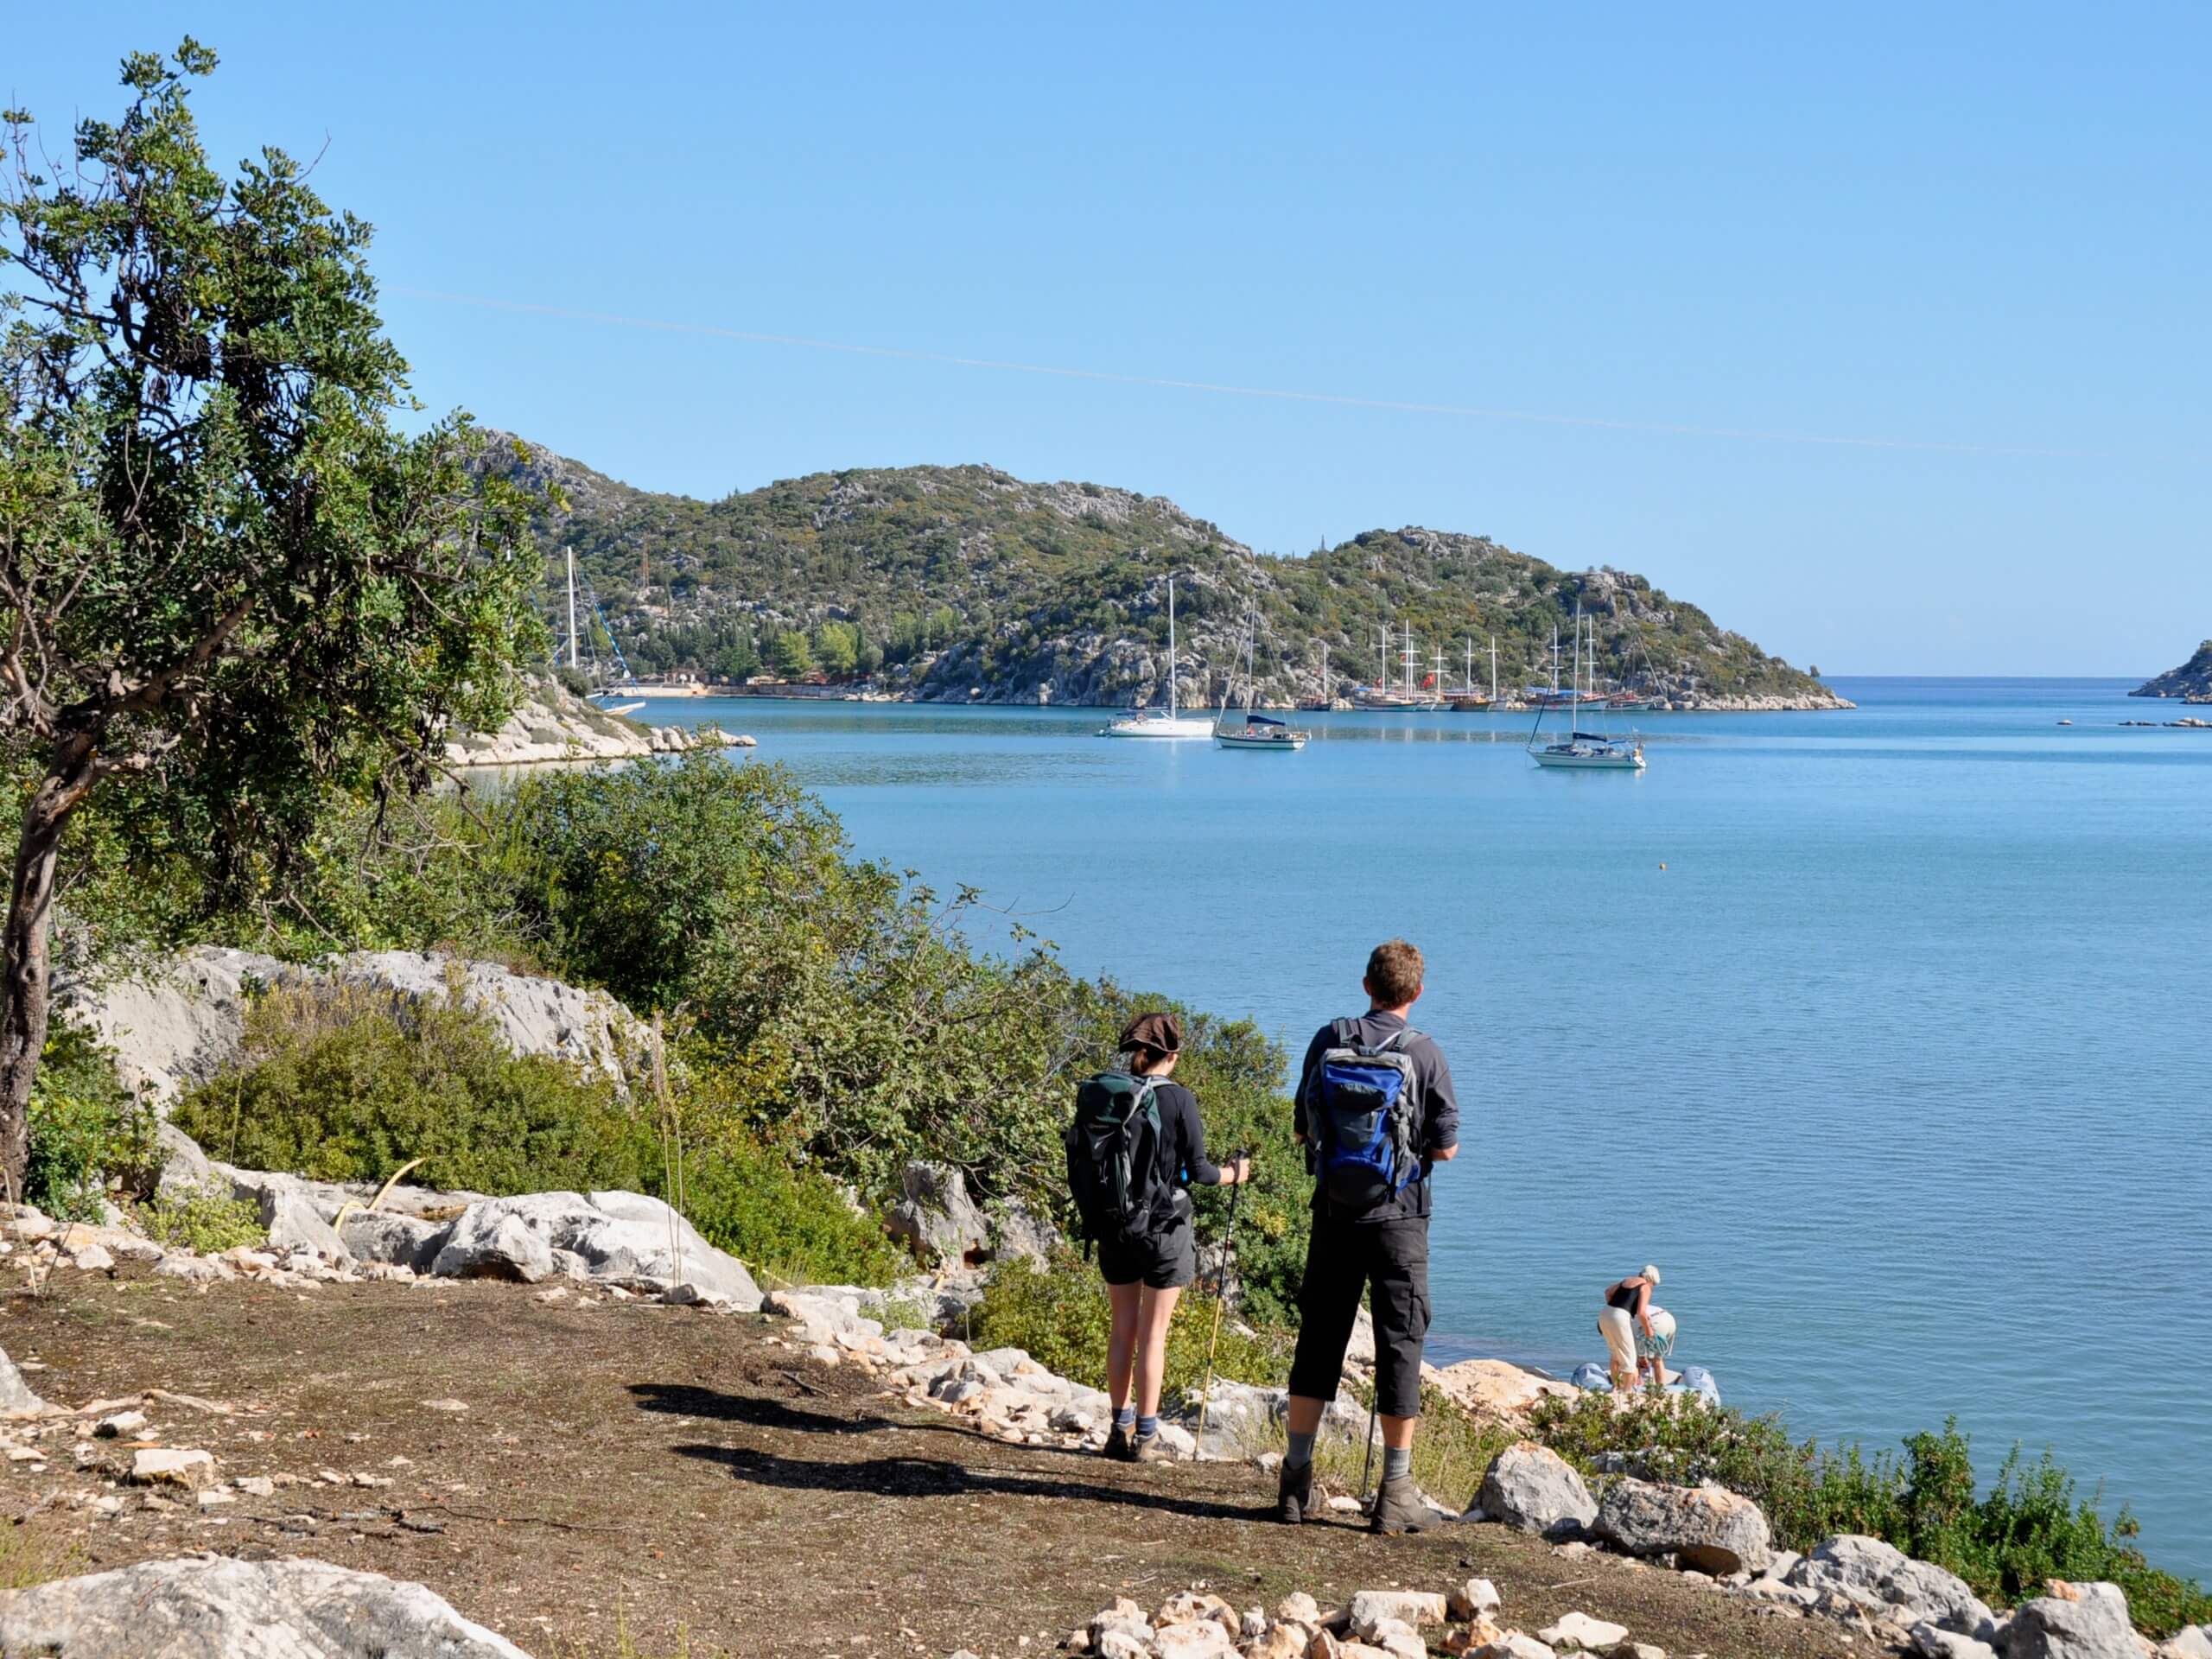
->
[2132,640,2212,700]
[482,435,1848,710]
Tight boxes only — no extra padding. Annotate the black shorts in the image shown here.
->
[1287,1212,1430,1419]
[1096,1215,1196,1290]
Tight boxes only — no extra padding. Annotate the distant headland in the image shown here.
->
[2132,640,2212,702]
[479,435,1853,713]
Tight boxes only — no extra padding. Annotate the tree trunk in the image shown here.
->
[0,757,92,1199]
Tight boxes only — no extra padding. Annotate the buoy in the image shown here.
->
[1659,862,1667,871]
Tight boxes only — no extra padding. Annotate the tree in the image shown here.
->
[814,620,861,677]
[0,43,540,1189]
[715,630,760,682]
[770,630,814,678]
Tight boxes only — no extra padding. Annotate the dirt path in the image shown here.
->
[1,1268,1858,1658]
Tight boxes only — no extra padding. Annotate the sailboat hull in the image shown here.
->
[1101,715,1216,739]
[1529,747,1645,770]
[1215,730,1306,750]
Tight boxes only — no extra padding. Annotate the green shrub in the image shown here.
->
[25,1020,156,1222]
[172,985,654,1195]
[135,1184,267,1253]
[968,1254,1288,1404]
[680,1136,905,1289]
[1523,1394,2212,1637]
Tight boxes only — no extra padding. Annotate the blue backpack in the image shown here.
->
[1303,1020,1424,1212]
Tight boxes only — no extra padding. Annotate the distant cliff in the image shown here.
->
[445,678,750,765]
[480,435,1851,711]
[2131,640,2212,700]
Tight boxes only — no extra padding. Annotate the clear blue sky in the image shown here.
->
[15,4,2209,674]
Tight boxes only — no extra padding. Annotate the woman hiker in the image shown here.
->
[1599,1265,1664,1393]
[1099,1011,1251,1463]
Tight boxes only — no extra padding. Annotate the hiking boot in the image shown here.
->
[1133,1433,1173,1465]
[1103,1425,1136,1462]
[1275,1458,1316,1523]
[1370,1471,1433,1535]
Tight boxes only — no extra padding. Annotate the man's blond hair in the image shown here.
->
[1365,938,1424,1007]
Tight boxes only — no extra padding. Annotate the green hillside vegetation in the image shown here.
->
[487,439,1841,709]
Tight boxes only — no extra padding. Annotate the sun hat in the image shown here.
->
[1118,1011,1184,1057]
[1641,1264,1662,1286]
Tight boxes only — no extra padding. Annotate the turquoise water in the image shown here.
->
[652,679,2212,1575]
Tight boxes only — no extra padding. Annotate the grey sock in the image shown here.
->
[1115,1405,1136,1430]
[1382,1445,1412,1480]
[1135,1414,1159,1440]
[1285,1429,1317,1469]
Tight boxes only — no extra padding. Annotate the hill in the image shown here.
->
[486,435,1850,710]
[2132,640,2212,700]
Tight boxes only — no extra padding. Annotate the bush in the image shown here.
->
[172,984,654,1195]
[681,1135,905,1290]
[1523,1394,2212,1637]
[24,1020,156,1222]
[968,1254,1288,1405]
[135,1184,267,1254]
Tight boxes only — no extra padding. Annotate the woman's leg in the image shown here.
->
[1106,1281,1143,1413]
[1132,1284,1184,1421]
[1599,1308,1636,1390]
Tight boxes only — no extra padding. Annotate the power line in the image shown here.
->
[391,286,2093,461]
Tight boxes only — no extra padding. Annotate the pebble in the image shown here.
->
[419,1399,469,1413]
[93,1410,149,1440]
[130,1447,215,1490]
[234,1476,276,1497]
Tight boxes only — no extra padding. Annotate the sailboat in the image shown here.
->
[1100,575,1215,738]
[1529,607,1645,771]
[1353,620,1446,710]
[1216,621,1310,751]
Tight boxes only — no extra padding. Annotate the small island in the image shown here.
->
[2131,639,2212,702]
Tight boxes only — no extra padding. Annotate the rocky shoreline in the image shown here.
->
[443,680,754,767]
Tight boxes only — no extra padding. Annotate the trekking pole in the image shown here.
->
[1192,1147,1249,1462]
[1357,1395,1379,1510]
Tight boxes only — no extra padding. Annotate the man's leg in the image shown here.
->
[1367,1217,1432,1535]
[1279,1214,1361,1522]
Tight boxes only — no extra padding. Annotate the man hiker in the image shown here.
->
[1276,938,1459,1534]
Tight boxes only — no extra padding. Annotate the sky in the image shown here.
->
[11,3,2209,675]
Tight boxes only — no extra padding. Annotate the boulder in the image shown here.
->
[1448,1580,1501,1621]
[988,1198,1058,1265]
[885,1161,988,1266]
[257,1178,354,1265]
[2162,1628,2212,1659]
[1475,1637,1556,1659]
[1429,1358,1576,1421]
[130,1448,215,1490]
[1154,1620,1236,1658]
[0,1554,529,1656]
[1536,1612,1629,1650]
[1348,1591,1446,1636]
[1180,1379,1287,1459]
[1593,1478,1773,1575]
[1474,1442,1598,1536]
[151,1122,219,1205]
[340,1211,449,1272]
[428,1192,761,1308]
[0,1346,47,1418]
[1357,1620,1426,1659]
[1910,1623,1996,1659]
[2004,1582,2138,1659]
[1786,1535,1995,1637]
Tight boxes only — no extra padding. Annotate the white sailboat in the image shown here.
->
[1529,607,1645,771]
[1216,620,1309,751]
[1100,575,1214,738]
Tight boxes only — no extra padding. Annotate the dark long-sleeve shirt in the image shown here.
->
[1147,1081,1222,1196]
[1294,1010,1459,1223]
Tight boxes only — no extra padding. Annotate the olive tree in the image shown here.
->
[0,42,540,1189]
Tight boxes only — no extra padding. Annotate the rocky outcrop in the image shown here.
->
[444,677,755,766]
[1471,1443,1597,1536]
[1786,1535,1995,1638]
[422,1191,762,1309]
[2004,1580,2139,1659]
[2131,640,2212,700]
[1430,1359,1576,1421]
[60,945,647,1104]
[1594,1477,1773,1575]
[0,1555,529,1656]
[886,1161,989,1267]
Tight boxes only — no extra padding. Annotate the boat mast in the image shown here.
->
[1167,576,1179,719]
[1490,634,1498,704]
[565,547,579,671]
[1572,604,1582,731]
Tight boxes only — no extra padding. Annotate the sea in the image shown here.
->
[644,677,2212,1577]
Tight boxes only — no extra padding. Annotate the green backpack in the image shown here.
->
[1065,1071,1164,1251]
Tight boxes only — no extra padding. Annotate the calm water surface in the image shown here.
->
[651,678,2211,1574]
